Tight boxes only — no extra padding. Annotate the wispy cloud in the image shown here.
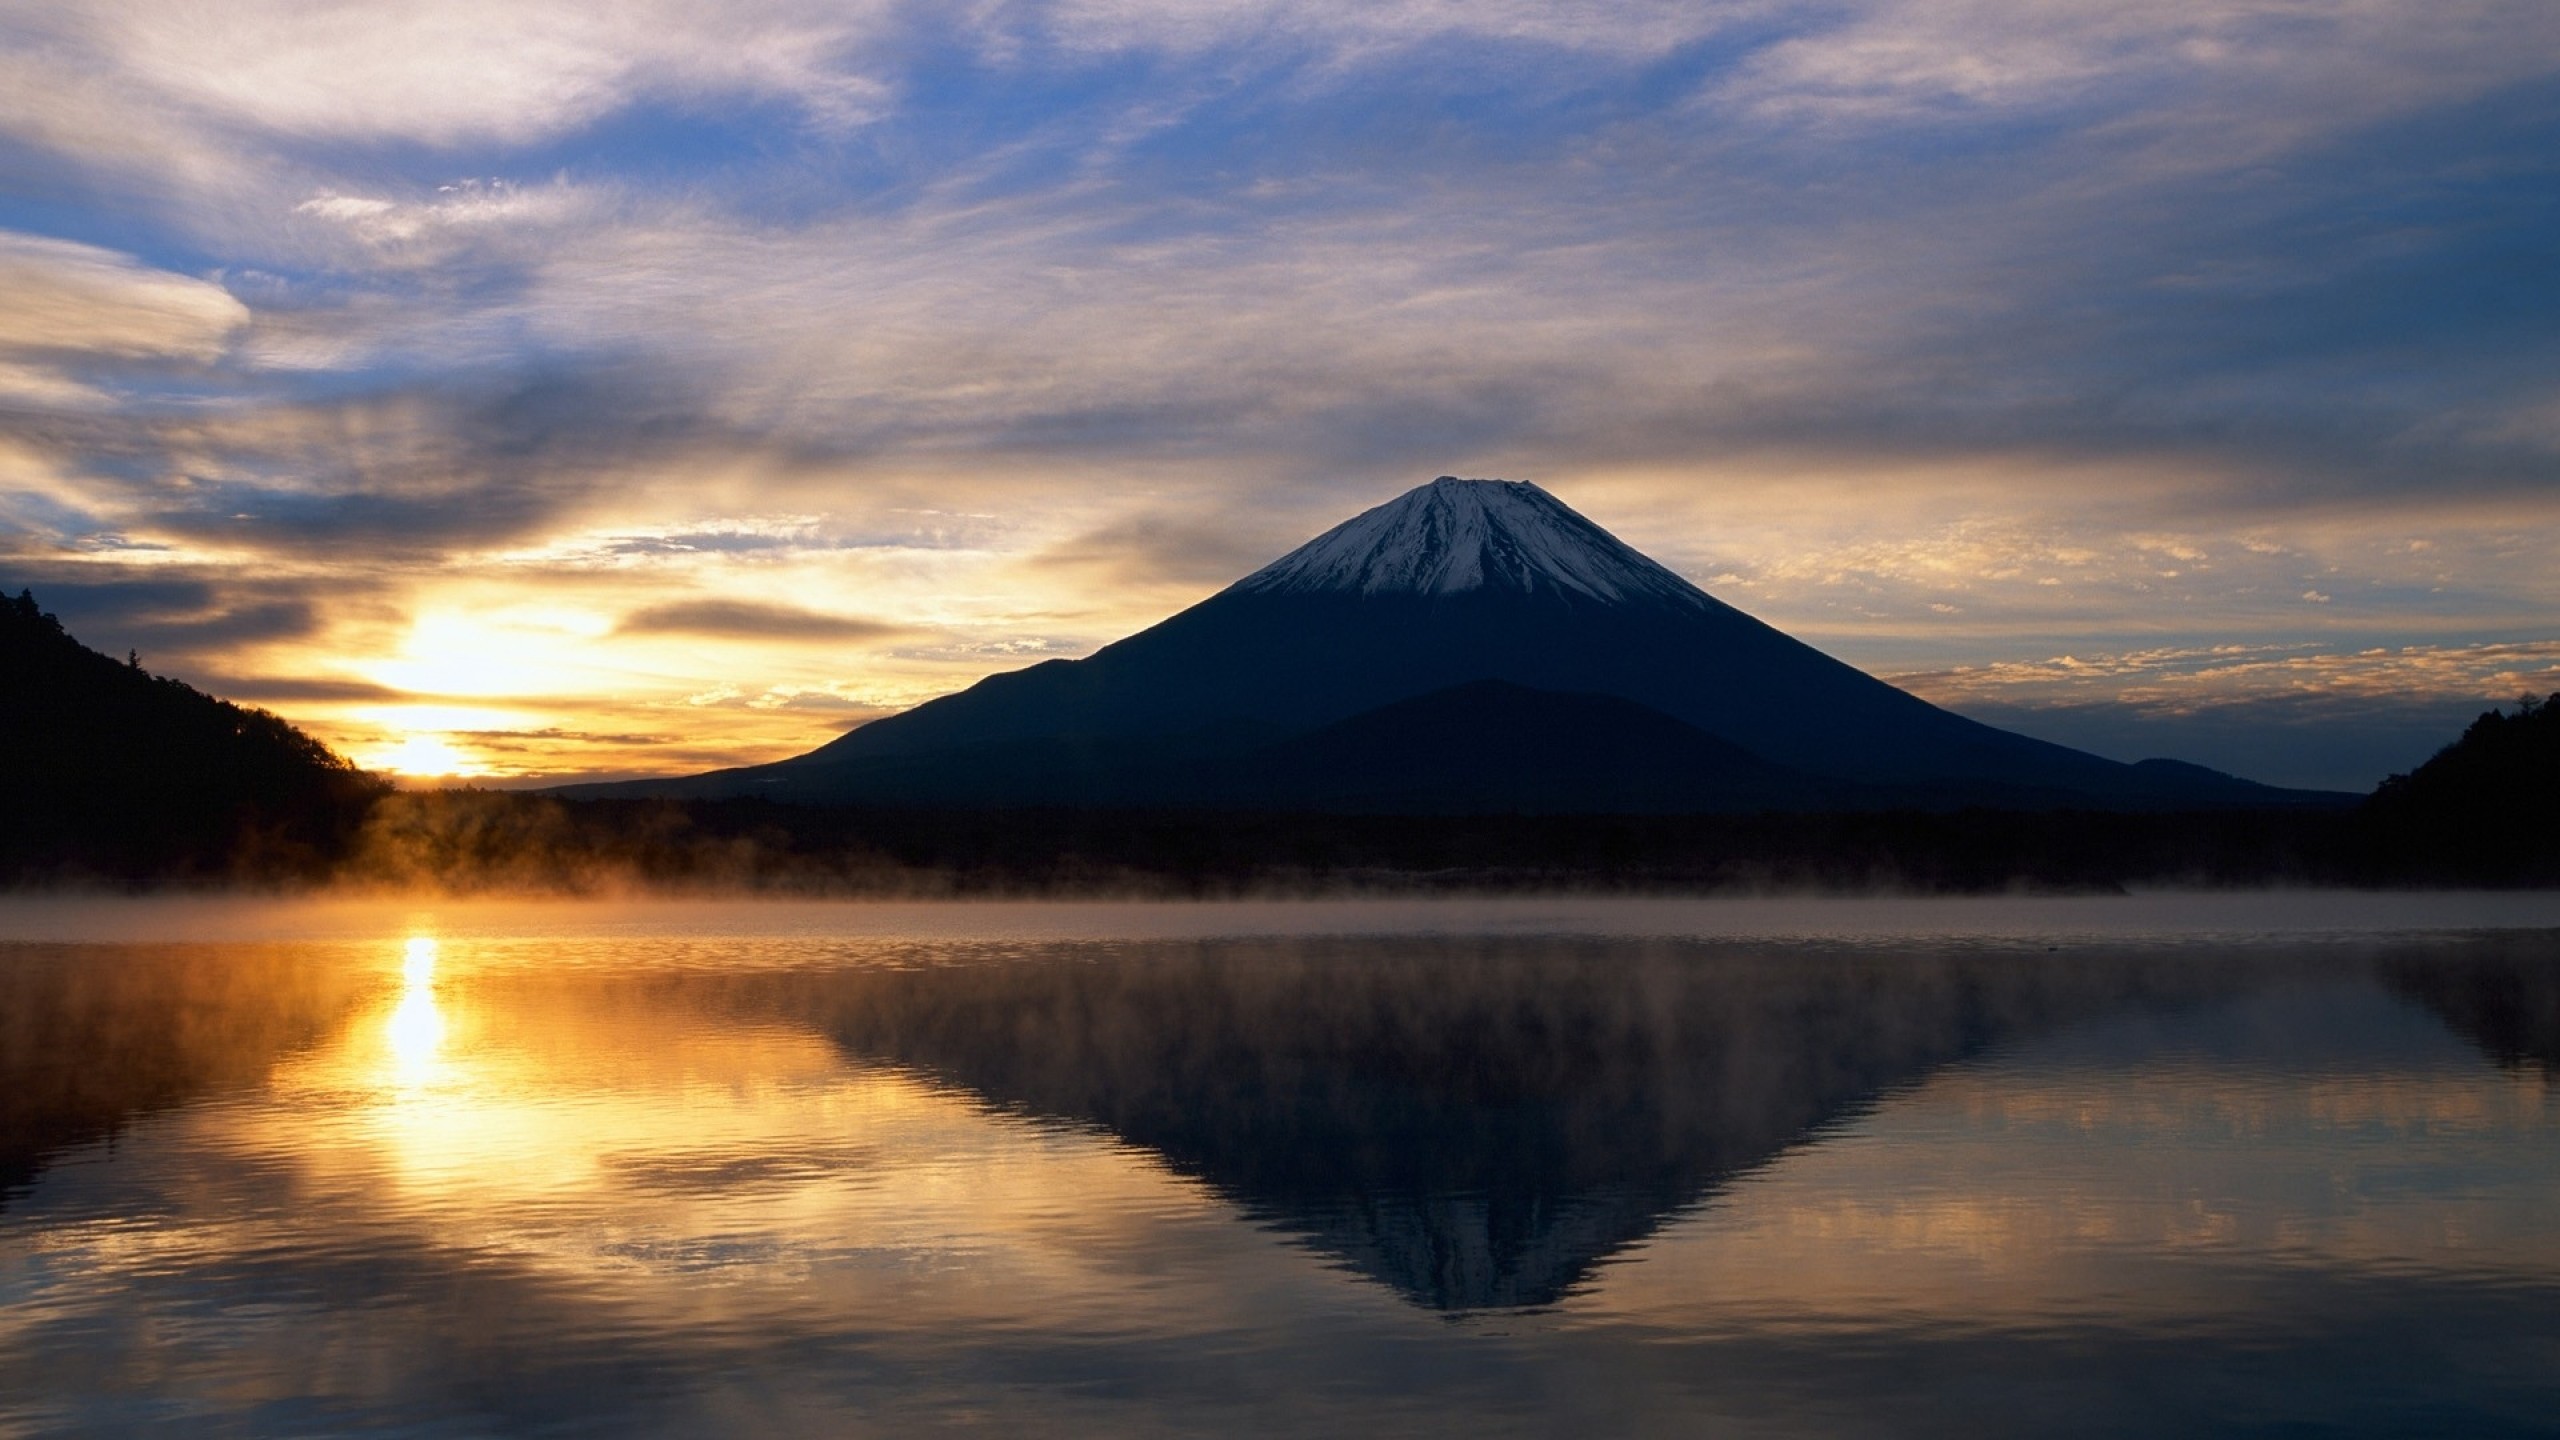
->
[16,0,896,149]
[1718,1,2560,137]
[616,599,905,642]
[1037,0,1761,62]
[0,231,247,408]
[1895,638,2560,787]
[1896,639,2560,711]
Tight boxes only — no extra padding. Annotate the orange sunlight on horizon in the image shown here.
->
[364,733,488,780]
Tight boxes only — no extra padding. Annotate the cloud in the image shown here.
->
[892,636,1089,663]
[451,726,677,749]
[1894,637,2560,787]
[616,599,905,642]
[190,674,411,704]
[493,514,1005,569]
[1718,1,2560,133]
[0,573,339,656]
[1038,0,1759,62]
[35,1,896,149]
[1030,512,1298,588]
[3,367,754,562]
[0,232,246,399]
[1895,639,2560,713]
[286,179,597,271]
[13,3,2556,504]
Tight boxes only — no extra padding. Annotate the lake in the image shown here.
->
[3,894,2557,1437]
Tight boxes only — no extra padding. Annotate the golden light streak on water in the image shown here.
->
[384,935,446,1082]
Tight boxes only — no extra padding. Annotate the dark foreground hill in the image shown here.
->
[2364,693,2560,885]
[0,590,387,882]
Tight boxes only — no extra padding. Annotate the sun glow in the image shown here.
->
[365,732,484,778]
[364,611,598,699]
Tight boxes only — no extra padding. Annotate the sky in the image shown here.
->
[1,0,2555,792]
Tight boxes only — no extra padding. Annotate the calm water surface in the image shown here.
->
[2,896,2557,1437]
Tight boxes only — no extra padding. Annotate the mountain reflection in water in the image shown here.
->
[742,941,2252,1309]
[1,916,2557,1437]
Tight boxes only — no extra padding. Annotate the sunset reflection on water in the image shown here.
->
[384,936,446,1083]
[1,906,2557,1437]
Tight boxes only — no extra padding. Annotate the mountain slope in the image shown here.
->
[0,590,388,880]
[1228,680,1855,814]
[572,478,2340,811]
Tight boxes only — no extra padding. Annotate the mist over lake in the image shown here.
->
[5,895,2557,1437]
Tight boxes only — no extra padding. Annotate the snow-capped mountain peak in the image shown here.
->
[1232,477,1712,607]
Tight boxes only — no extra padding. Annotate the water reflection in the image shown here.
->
[742,940,2258,1309]
[0,942,369,1208]
[2383,938,2560,1073]
[0,924,2555,1436]
[386,936,447,1081]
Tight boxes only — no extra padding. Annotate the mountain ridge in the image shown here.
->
[562,479,2350,812]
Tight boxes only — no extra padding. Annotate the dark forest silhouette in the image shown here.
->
[1,590,387,883]
[3,588,2555,892]
[2365,693,2560,885]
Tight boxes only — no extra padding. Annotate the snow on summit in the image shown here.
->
[1234,477,1712,607]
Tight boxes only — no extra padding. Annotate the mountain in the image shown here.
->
[568,477,2344,812]
[0,589,388,881]
[1223,679,1848,814]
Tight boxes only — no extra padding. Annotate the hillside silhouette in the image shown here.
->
[0,589,387,883]
[2364,694,2560,885]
